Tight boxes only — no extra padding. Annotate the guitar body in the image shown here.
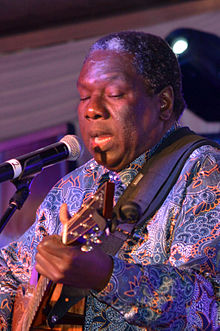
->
[12,278,55,331]
[12,282,85,331]
[12,181,114,331]
[12,283,35,330]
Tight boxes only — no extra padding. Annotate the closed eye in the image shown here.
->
[108,94,124,99]
[80,96,90,101]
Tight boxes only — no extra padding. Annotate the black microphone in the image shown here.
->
[0,135,83,183]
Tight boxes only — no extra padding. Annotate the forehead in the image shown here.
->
[77,50,138,86]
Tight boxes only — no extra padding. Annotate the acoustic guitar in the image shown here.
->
[12,181,115,331]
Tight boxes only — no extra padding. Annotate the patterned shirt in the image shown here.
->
[0,130,219,330]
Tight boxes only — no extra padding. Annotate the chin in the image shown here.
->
[93,154,118,172]
[93,147,133,172]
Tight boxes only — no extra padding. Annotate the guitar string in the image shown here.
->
[65,192,103,233]
[66,216,96,242]
[64,184,113,242]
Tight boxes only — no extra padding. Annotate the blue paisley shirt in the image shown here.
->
[0,129,219,330]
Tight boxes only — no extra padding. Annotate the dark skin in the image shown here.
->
[35,50,175,292]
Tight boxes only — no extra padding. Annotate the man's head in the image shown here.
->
[87,31,185,119]
[77,31,185,172]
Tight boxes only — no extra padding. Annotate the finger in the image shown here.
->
[37,237,82,263]
[59,203,71,225]
[35,249,63,282]
[37,235,63,253]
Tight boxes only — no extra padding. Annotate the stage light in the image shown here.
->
[171,38,188,55]
[166,28,220,122]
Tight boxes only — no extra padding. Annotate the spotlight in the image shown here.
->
[171,38,188,55]
[166,28,220,121]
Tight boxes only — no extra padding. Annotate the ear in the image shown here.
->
[158,86,174,121]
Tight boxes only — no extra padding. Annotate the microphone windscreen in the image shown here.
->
[60,135,84,161]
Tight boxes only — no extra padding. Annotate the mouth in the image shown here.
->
[90,134,113,151]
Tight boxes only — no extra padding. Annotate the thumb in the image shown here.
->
[59,203,71,225]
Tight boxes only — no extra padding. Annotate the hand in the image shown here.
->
[35,235,113,291]
[35,203,113,292]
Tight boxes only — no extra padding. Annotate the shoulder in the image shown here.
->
[188,143,220,161]
[182,144,220,172]
[169,143,220,202]
[177,144,220,196]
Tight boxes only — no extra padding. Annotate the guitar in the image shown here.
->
[12,181,115,331]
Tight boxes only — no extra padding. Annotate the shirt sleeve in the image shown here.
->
[0,205,54,329]
[94,146,220,330]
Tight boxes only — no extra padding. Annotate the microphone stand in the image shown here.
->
[0,156,43,234]
[0,177,35,233]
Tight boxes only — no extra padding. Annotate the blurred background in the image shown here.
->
[0,0,219,246]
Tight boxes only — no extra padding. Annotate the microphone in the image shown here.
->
[0,135,83,183]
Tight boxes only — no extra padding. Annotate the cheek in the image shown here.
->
[77,107,84,123]
[78,115,90,147]
[78,108,86,130]
[78,120,85,138]
[116,113,139,149]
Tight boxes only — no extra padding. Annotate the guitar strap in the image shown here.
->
[100,127,220,255]
[47,127,220,327]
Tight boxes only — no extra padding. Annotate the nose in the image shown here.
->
[85,96,109,120]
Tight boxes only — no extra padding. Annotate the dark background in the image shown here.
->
[0,0,194,36]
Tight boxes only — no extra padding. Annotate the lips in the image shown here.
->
[91,135,113,150]
[87,128,113,151]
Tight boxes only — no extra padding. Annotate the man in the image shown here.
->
[0,31,219,330]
